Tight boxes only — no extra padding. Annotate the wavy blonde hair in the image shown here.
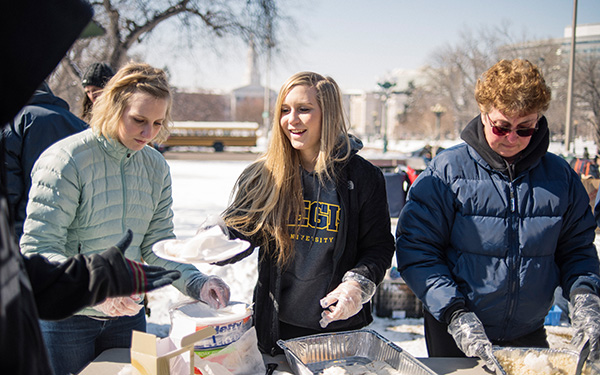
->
[223,72,351,266]
[475,59,551,117]
[89,62,172,143]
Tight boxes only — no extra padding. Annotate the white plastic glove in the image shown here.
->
[447,311,497,372]
[197,215,229,236]
[200,276,231,309]
[571,293,600,361]
[187,273,231,309]
[93,295,144,317]
[319,271,376,328]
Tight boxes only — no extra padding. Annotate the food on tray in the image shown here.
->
[322,360,398,375]
[494,349,577,375]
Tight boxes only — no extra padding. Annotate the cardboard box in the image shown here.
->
[130,326,216,375]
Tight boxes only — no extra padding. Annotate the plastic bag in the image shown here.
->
[194,327,265,375]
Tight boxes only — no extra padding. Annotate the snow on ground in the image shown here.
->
[147,139,597,359]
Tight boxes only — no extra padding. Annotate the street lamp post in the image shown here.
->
[431,103,446,157]
[377,81,396,154]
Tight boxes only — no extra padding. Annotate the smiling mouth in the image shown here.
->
[290,129,306,135]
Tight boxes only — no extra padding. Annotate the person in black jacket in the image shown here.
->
[3,81,88,238]
[219,71,395,355]
[80,62,115,122]
[0,1,180,374]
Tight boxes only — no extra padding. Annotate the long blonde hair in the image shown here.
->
[89,62,172,143]
[223,72,351,266]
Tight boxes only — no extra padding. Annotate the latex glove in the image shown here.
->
[186,274,231,309]
[570,293,600,361]
[447,311,497,373]
[102,229,181,294]
[197,215,229,236]
[94,295,143,317]
[319,271,376,328]
[204,217,256,266]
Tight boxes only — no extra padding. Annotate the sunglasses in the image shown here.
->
[486,113,538,137]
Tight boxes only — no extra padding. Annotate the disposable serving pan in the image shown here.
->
[277,329,437,375]
[492,346,600,375]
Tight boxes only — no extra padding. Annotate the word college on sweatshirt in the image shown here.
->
[289,199,340,244]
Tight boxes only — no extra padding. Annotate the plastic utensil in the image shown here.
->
[489,354,508,375]
[265,363,278,375]
[575,339,591,375]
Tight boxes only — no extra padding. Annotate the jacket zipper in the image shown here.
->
[503,180,520,340]
[121,153,130,233]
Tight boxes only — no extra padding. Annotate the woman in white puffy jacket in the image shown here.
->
[20,62,230,375]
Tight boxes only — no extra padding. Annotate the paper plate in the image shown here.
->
[152,228,251,264]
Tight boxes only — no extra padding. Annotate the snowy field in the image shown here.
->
[146,139,598,359]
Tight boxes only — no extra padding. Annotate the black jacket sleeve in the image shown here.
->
[24,248,136,320]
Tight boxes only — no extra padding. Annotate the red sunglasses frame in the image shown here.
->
[486,113,538,137]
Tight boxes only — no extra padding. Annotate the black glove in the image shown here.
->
[105,229,181,294]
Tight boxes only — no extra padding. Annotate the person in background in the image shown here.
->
[3,81,88,238]
[218,71,395,355]
[20,62,230,375]
[80,62,115,122]
[396,59,600,370]
[0,1,181,374]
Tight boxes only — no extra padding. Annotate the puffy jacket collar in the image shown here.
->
[460,115,549,179]
[96,132,140,161]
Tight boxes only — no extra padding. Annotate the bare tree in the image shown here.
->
[49,0,282,117]
[422,23,572,139]
[424,26,500,138]
[498,36,566,138]
[574,54,600,146]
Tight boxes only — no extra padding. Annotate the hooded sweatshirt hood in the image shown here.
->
[28,82,70,112]
[460,114,550,179]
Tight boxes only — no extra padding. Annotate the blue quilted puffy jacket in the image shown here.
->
[396,116,600,341]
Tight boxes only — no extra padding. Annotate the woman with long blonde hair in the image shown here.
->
[220,71,395,355]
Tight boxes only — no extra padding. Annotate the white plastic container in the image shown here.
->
[169,300,252,357]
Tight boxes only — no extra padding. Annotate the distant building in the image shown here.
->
[500,23,600,58]
[171,91,230,121]
[562,23,600,55]
[346,68,426,142]
[171,39,275,127]
[231,39,276,126]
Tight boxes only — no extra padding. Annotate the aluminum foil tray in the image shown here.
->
[277,329,437,375]
[493,346,600,375]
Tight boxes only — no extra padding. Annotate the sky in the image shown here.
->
[140,0,600,93]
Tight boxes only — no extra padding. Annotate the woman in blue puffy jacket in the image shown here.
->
[396,59,600,369]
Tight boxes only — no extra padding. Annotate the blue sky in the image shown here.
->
[145,0,600,93]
